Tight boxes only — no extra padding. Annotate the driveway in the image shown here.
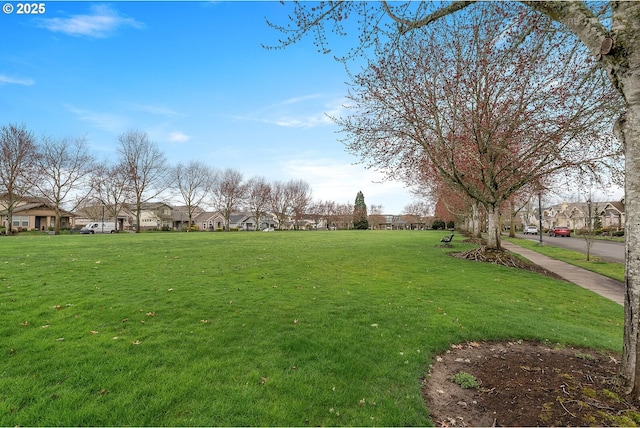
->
[517,234,624,264]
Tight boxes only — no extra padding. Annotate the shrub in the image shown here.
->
[450,371,480,389]
[432,220,446,230]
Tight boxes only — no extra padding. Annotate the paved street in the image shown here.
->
[517,234,624,264]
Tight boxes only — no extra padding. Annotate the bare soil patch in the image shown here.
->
[423,246,638,426]
[423,340,639,426]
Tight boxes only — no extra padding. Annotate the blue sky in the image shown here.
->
[1,1,415,213]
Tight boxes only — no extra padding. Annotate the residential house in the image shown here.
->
[194,211,219,231]
[525,199,625,232]
[0,196,75,231]
[371,214,409,230]
[193,211,279,231]
[171,205,204,230]
[599,199,625,231]
[134,202,174,230]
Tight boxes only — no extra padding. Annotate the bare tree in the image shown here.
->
[117,130,169,233]
[323,200,338,230]
[210,168,246,231]
[90,161,135,232]
[506,190,535,239]
[246,176,271,231]
[338,3,621,250]
[271,0,640,396]
[337,202,355,229]
[173,161,216,231]
[402,201,430,230]
[288,179,312,230]
[269,180,292,230]
[31,136,95,234]
[583,198,599,261]
[307,200,325,230]
[0,124,38,233]
[368,203,384,230]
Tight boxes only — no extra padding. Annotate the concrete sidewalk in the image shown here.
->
[501,241,625,306]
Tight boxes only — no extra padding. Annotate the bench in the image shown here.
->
[440,232,454,247]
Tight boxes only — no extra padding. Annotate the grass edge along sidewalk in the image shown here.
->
[0,231,624,426]
[504,236,625,283]
[502,240,624,305]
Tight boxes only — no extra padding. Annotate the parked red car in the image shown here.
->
[549,226,571,237]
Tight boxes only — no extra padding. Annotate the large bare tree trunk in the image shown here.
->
[471,202,481,239]
[621,99,640,394]
[521,0,640,396]
[485,205,501,250]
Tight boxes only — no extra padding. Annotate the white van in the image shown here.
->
[80,222,116,234]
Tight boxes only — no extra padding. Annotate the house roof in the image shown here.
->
[140,202,173,210]
[193,211,220,222]
[0,201,75,217]
[172,206,204,221]
[602,200,625,214]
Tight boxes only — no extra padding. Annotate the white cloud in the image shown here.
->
[281,158,413,213]
[130,103,185,117]
[237,94,347,129]
[65,105,128,133]
[0,74,34,86]
[36,5,144,38]
[168,131,190,143]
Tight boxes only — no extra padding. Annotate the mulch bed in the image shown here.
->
[423,244,638,426]
[423,340,639,427]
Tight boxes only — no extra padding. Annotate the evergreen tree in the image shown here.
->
[353,191,369,230]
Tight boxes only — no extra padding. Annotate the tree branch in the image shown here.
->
[382,1,476,34]
[520,1,606,56]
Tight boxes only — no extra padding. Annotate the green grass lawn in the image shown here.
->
[1,231,624,426]
[505,236,625,282]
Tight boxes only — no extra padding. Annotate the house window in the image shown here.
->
[12,216,29,227]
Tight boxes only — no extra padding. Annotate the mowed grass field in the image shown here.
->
[0,231,624,426]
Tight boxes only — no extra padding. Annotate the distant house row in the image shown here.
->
[523,199,625,232]
[2,195,626,234]
[1,197,418,232]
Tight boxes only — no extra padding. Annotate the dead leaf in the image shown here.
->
[132,340,141,345]
[20,321,29,327]
[90,330,99,334]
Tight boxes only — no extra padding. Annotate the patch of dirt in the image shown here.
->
[423,340,640,427]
